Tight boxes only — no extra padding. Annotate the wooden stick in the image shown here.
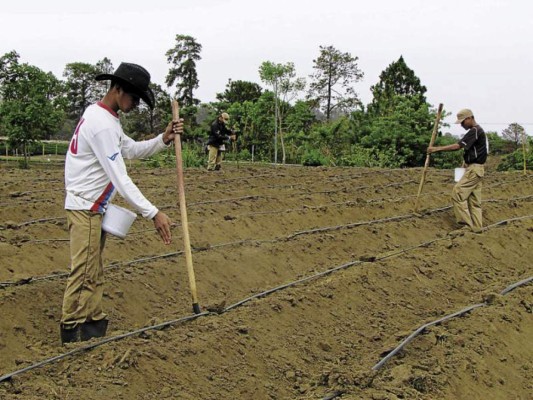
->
[414,103,444,212]
[171,99,201,314]
[522,128,527,175]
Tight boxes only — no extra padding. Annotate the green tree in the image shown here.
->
[307,45,364,121]
[0,50,21,93]
[368,55,427,117]
[166,34,202,107]
[501,123,526,150]
[353,56,436,167]
[242,91,277,161]
[216,79,262,105]
[121,83,171,140]
[429,134,463,169]
[285,100,316,134]
[486,131,513,155]
[361,95,435,167]
[259,61,305,163]
[497,137,533,172]
[0,57,65,167]
[63,62,101,120]
[94,57,114,100]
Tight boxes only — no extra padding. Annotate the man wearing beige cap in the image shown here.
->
[206,112,236,171]
[427,108,488,234]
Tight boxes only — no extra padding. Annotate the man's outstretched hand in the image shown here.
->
[153,211,172,244]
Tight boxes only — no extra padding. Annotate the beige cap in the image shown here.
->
[455,108,473,124]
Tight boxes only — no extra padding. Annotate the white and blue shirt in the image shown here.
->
[65,102,167,219]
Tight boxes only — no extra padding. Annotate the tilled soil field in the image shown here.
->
[0,161,532,400]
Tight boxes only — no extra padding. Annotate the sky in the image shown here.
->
[2,0,532,137]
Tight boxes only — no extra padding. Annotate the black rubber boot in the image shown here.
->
[60,324,81,344]
[80,319,108,341]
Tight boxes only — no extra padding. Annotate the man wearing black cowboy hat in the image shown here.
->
[61,62,183,343]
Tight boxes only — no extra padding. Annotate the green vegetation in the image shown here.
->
[144,143,205,169]
[497,136,533,172]
[1,43,528,170]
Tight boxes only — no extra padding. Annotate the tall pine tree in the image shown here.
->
[368,55,427,117]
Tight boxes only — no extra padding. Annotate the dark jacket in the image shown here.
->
[458,125,488,164]
[207,119,232,147]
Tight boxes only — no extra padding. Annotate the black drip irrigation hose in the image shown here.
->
[322,390,345,400]
[0,239,260,289]
[0,312,209,383]
[2,209,532,290]
[0,251,184,289]
[0,235,441,383]
[4,182,531,231]
[1,221,531,386]
[0,205,454,289]
[371,276,533,371]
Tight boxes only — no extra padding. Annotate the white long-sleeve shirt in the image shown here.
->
[65,102,168,219]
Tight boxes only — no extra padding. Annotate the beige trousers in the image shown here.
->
[207,145,223,170]
[451,163,484,232]
[61,210,107,326]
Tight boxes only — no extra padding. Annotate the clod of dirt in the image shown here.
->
[237,325,249,334]
[205,300,226,314]
[482,292,504,305]
[4,221,19,230]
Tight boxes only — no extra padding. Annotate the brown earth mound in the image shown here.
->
[0,161,532,399]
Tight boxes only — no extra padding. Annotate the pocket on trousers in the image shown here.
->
[473,165,484,178]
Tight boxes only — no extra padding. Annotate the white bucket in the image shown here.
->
[102,204,137,239]
[454,167,466,182]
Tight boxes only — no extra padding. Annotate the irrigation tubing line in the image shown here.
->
[0,206,455,288]
[3,176,530,226]
[371,276,533,371]
[0,239,257,289]
[0,312,209,383]
[0,234,453,383]
[0,251,182,289]
[4,167,523,209]
[7,193,532,246]
[224,236,446,312]
[0,192,520,245]
[2,210,532,290]
[0,238,530,385]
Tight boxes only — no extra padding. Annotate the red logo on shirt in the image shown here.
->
[69,118,85,154]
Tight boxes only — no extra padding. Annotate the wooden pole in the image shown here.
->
[171,99,201,314]
[522,128,527,175]
[414,103,444,212]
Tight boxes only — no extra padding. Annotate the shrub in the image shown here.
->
[497,148,533,171]
[144,143,205,169]
[429,137,463,169]
[301,148,330,166]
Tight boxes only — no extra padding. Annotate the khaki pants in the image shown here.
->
[61,210,107,326]
[451,164,484,232]
[207,145,223,170]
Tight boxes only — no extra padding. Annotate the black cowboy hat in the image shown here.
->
[95,62,155,109]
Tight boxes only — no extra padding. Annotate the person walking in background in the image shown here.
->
[427,108,488,234]
[207,112,236,171]
[61,62,183,344]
